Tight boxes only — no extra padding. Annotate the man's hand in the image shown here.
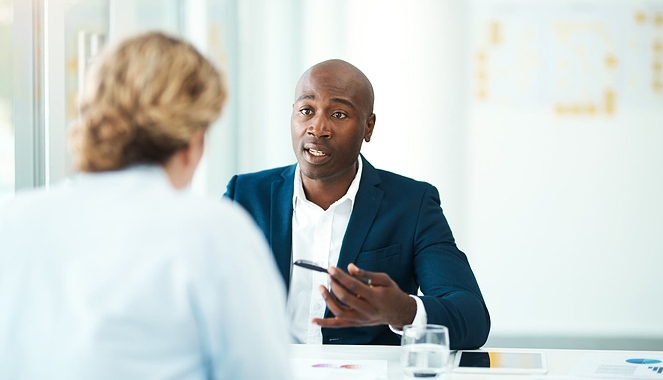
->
[311,263,417,330]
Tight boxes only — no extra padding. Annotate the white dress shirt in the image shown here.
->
[287,159,427,344]
[0,165,291,380]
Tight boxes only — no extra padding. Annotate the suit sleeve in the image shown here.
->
[414,185,491,350]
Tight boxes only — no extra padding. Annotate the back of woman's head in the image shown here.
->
[69,31,227,172]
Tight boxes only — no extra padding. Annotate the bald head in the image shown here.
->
[290,59,376,194]
[295,59,375,117]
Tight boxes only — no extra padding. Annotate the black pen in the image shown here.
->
[293,259,372,285]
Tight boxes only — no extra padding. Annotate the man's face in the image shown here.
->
[290,66,375,183]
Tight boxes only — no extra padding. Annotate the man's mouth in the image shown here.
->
[307,148,327,157]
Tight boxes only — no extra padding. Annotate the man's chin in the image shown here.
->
[299,168,328,182]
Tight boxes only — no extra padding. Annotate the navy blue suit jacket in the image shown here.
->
[224,156,490,349]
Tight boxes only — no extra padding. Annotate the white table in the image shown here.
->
[290,344,663,379]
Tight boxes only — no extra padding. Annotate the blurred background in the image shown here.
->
[1,0,661,350]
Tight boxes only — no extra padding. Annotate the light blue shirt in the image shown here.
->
[0,165,291,380]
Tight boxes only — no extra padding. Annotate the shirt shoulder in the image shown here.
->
[0,184,67,227]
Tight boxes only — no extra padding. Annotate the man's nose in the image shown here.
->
[307,116,331,138]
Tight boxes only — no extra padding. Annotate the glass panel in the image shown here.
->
[63,0,109,176]
[0,0,13,200]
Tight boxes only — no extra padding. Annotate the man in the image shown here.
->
[224,59,490,349]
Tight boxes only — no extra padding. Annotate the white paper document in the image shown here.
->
[291,358,388,380]
[571,353,663,379]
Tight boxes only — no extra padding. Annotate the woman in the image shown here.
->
[0,31,290,380]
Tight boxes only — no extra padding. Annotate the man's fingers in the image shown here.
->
[347,263,390,286]
[318,285,363,322]
[347,263,366,276]
[316,268,411,328]
[328,279,367,310]
[327,266,372,297]
[311,317,357,328]
[327,268,375,307]
[314,287,367,328]
[327,265,394,309]
[318,285,346,311]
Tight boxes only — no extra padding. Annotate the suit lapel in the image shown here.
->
[271,165,296,290]
[336,156,383,270]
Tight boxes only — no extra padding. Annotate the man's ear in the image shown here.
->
[364,113,376,142]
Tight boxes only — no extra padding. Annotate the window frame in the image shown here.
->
[13,0,67,191]
[13,0,44,190]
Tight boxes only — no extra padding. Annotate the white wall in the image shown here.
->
[465,0,663,345]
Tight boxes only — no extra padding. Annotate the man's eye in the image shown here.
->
[300,108,312,116]
[332,112,346,119]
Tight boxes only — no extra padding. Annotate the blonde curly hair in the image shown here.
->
[69,31,227,172]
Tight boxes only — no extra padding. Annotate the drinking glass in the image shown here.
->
[401,324,450,378]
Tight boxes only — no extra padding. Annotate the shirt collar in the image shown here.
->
[292,157,363,210]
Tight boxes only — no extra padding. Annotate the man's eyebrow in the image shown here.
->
[330,97,356,109]
[295,95,356,110]
[296,94,315,102]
